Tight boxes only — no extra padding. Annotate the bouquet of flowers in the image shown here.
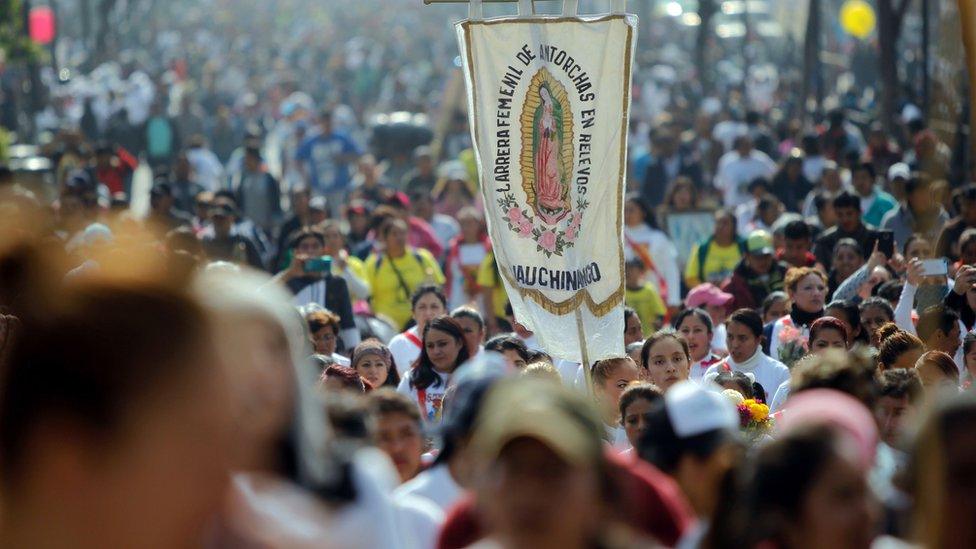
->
[777,323,808,368]
[737,398,774,440]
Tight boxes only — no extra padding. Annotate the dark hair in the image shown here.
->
[783,220,812,241]
[625,193,656,228]
[903,234,929,257]
[825,300,864,343]
[624,306,639,323]
[288,227,325,251]
[0,282,212,486]
[640,329,692,371]
[904,175,929,197]
[854,161,876,180]
[451,306,485,330]
[876,280,904,303]
[485,335,530,363]
[618,383,663,425]
[672,307,714,334]
[728,308,764,337]
[409,316,471,390]
[832,237,864,259]
[964,331,976,356]
[410,284,447,311]
[714,371,757,399]
[761,292,788,318]
[366,388,422,427]
[832,191,861,211]
[637,398,732,474]
[917,306,960,343]
[306,308,341,335]
[744,425,844,547]
[859,297,894,322]
[790,350,878,409]
[878,368,923,404]
[321,365,368,393]
[809,316,851,347]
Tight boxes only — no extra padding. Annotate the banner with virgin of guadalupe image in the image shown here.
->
[456,13,636,363]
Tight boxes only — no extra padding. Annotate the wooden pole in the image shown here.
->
[575,307,592,395]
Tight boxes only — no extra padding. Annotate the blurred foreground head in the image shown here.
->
[0,239,234,548]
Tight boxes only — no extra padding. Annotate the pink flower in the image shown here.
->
[507,208,524,224]
[517,219,534,238]
[778,324,801,344]
[569,212,582,228]
[538,230,557,252]
[564,225,578,242]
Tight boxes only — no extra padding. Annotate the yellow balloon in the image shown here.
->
[840,0,876,39]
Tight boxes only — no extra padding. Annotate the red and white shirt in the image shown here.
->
[389,326,423,375]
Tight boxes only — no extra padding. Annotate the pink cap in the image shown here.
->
[685,283,734,309]
[776,389,878,471]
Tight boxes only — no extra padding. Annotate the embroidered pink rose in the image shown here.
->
[517,219,534,238]
[569,212,582,228]
[539,230,558,252]
[507,208,524,224]
[564,225,578,242]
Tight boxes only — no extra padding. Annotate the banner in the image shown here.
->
[457,12,636,363]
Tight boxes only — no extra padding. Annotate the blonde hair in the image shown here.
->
[785,267,827,294]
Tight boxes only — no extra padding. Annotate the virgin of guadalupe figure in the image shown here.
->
[534,86,569,223]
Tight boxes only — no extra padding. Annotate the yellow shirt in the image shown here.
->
[684,240,743,288]
[626,283,666,336]
[366,248,445,330]
[476,252,509,319]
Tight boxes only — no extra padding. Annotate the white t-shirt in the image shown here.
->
[389,327,423,375]
[394,463,462,514]
[715,149,777,208]
[392,493,445,549]
[397,370,451,424]
[704,349,790,404]
[447,242,489,311]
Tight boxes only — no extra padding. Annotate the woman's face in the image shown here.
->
[811,327,848,354]
[312,325,338,356]
[916,361,958,393]
[478,438,601,549]
[714,214,734,241]
[624,314,644,346]
[355,355,390,388]
[672,185,693,209]
[965,344,976,380]
[455,316,485,354]
[460,217,483,242]
[726,320,761,363]
[321,226,345,255]
[860,306,892,347]
[622,397,655,449]
[790,448,876,549]
[384,223,409,253]
[792,274,828,313]
[892,347,924,371]
[645,338,690,393]
[375,412,424,483]
[678,314,713,362]
[764,299,789,323]
[502,349,528,370]
[296,236,324,258]
[624,200,645,227]
[413,293,446,331]
[832,246,864,281]
[425,328,464,373]
[905,239,932,260]
[596,361,640,420]
[962,242,976,266]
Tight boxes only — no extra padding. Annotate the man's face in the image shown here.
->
[746,252,774,274]
[784,238,811,265]
[852,169,874,195]
[937,324,962,356]
[836,206,861,233]
[211,213,233,236]
[876,395,913,448]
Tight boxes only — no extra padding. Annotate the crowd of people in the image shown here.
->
[1,0,976,548]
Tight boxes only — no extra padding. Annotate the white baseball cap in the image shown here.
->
[887,162,911,182]
[664,381,739,438]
